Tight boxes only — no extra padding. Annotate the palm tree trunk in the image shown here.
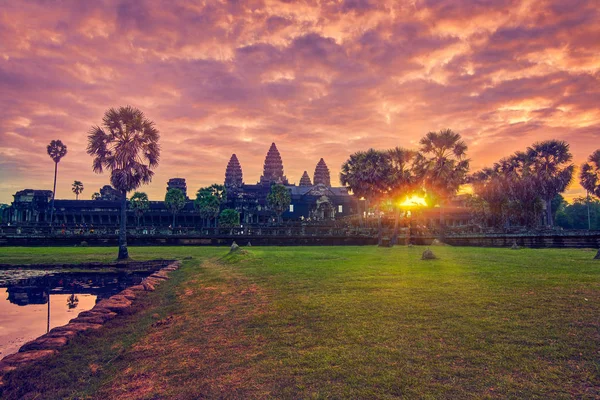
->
[49,161,57,227]
[391,208,400,245]
[587,194,592,230]
[357,198,363,228]
[377,208,383,246]
[46,291,50,334]
[439,203,445,239]
[546,198,553,227]
[118,190,129,260]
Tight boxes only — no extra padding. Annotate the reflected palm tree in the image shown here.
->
[67,293,79,309]
[46,290,50,334]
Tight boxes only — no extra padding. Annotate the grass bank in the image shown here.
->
[0,246,598,399]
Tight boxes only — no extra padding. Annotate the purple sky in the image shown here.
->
[1,0,599,203]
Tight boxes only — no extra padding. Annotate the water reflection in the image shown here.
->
[0,270,152,358]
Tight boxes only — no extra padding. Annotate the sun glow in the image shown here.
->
[399,195,428,208]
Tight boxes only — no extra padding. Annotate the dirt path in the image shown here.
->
[96,259,272,399]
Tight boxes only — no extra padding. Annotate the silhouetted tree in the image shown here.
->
[165,188,186,229]
[526,140,574,227]
[414,129,469,234]
[580,149,600,259]
[340,149,392,229]
[47,139,67,226]
[580,149,600,198]
[129,192,149,226]
[87,106,160,259]
[470,167,508,228]
[495,152,542,228]
[72,181,84,200]
[91,192,101,200]
[267,184,291,224]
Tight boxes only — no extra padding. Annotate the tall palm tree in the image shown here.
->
[526,140,574,227]
[414,129,469,234]
[580,149,600,198]
[387,147,418,244]
[47,140,68,226]
[580,149,600,259]
[87,106,160,259]
[72,181,84,200]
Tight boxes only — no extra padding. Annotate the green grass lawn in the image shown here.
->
[1,246,599,399]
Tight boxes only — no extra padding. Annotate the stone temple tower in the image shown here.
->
[167,178,188,198]
[313,158,331,186]
[260,143,288,185]
[299,171,312,186]
[224,154,243,188]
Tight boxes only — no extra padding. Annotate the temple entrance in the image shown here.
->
[312,196,334,220]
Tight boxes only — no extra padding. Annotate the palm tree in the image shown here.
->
[194,184,227,228]
[72,181,84,200]
[495,152,541,228]
[470,167,509,229]
[87,106,160,259]
[47,140,68,226]
[580,149,600,259]
[165,188,186,229]
[267,184,291,224]
[129,192,150,226]
[340,149,393,243]
[414,129,469,235]
[387,147,418,244]
[526,140,574,227]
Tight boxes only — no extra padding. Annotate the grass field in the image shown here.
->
[0,246,599,399]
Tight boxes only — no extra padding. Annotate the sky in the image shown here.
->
[0,0,599,204]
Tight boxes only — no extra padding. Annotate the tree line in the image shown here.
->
[35,104,600,260]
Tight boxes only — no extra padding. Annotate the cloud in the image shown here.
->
[0,0,598,203]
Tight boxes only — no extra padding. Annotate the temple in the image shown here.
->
[313,158,331,186]
[299,171,312,186]
[224,143,354,224]
[259,143,288,186]
[224,154,243,189]
[2,143,357,227]
[167,178,188,199]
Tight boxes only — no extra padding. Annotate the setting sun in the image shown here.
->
[399,195,428,208]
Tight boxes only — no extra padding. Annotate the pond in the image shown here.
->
[0,269,152,358]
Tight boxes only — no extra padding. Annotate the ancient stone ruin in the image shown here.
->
[225,154,243,189]
[299,171,312,186]
[313,158,331,187]
[259,143,288,185]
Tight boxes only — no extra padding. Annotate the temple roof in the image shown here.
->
[313,158,331,187]
[225,154,243,188]
[299,171,312,186]
[259,143,288,185]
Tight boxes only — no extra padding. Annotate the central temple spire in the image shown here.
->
[260,143,288,185]
[313,158,331,186]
